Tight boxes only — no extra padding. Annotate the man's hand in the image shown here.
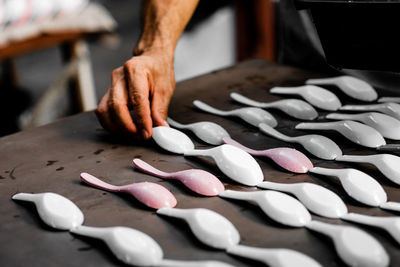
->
[95,0,199,139]
[96,51,175,139]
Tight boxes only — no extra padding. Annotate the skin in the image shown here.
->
[96,0,199,140]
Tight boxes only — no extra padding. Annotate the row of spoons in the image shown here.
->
[12,192,236,267]
[155,124,400,213]
[166,118,400,187]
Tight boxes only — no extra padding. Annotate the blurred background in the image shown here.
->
[0,0,331,137]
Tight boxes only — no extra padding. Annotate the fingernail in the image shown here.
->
[163,120,169,126]
[142,129,150,139]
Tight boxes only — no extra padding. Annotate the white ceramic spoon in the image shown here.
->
[230,92,318,120]
[341,213,400,245]
[257,182,347,218]
[340,103,400,120]
[270,85,342,111]
[219,190,388,267]
[152,126,264,186]
[378,97,400,103]
[259,123,343,160]
[167,117,230,145]
[226,245,322,267]
[193,100,278,127]
[156,208,240,249]
[306,76,378,102]
[305,221,389,267]
[159,259,236,267]
[12,192,84,230]
[296,120,386,148]
[326,112,400,140]
[158,208,320,267]
[222,137,314,173]
[309,167,387,206]
[70,225,163,266]
[219,190,311,227]
[336,154,400,185]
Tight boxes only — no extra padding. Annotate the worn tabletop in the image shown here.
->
[1,59,400,266]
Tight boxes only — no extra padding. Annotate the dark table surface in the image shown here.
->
[1,59,400,267]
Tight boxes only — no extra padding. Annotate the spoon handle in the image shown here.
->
[257,181,296,194]
[193,100,228,116]
[70,225,106,239]
[341,213,387,228]
[222,137,261,156]
[326,113,357,121]
[230,92,267,108]
[270,86,300,95]
[335,155,370,164]
[12,192,38,202]
[132,159,170,179]
[167,117,186,129]
[183,148,211,157]
[80,172,120,192]
[306,77,338,85]
[305,220,341,237]
[156,207,189,219]
[296,122,338,130]
[378,97,400,103]
[380,201,400,212]
[377,144,400,152]
[340,104,380,111]
[308,167,338,177]
[259,123,292,142]
[159,259,235,267]
[219,190,253,202]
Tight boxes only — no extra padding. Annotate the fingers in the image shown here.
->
[151,86,173,127]
[108,68,138,135]
[95,91,119,133]
[124,61,153,139]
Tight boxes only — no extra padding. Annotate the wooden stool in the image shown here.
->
[0,3,116,128]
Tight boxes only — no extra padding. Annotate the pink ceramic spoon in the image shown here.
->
[132,159,225,196]
[80,172,177,209]
[223,137,313,173]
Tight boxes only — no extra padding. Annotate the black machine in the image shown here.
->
[295,0,400,72]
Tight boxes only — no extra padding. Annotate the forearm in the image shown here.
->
[134,0,199,57]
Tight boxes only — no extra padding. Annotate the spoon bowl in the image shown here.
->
[296,120,386,148]
[157,208,240,249]
[184,144,264,186]
[342,213,400,245]
[257,182,348,218]
[152,126,195,154]
[167,117,230,145]
[270,85,341,111]
[132,158,225,196]
[336,154,400,185]
[230,92,318,120]
[219,190,312,227]
[223,137,313,173]
[306,221,389,267]
[306,76,378,102]
[193,100,278,127]
[309,167,387,206]
[71,225,163,266]
[259,123,342,160]
[326,112,400,140]
[12,192,84,230]
[80,172,177,209]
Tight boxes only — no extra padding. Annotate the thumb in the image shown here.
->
[151,91,171,127]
